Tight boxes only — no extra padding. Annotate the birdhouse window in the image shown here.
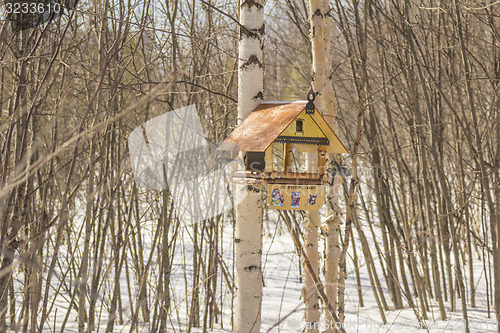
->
[295,119,304,133]
[245,152,265,171]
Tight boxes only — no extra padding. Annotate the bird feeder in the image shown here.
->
[217,94,347,210]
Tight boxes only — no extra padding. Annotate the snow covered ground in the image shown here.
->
[37,211,496,333]
[260,219,496,333]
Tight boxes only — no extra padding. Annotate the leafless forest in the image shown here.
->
[0,0,498,332]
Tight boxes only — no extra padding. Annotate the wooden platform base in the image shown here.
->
[226,170,327,185]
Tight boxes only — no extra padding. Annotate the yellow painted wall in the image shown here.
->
[280,109,326,138]
[278,108,348,154]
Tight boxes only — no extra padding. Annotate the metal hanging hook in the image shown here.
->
[307,87,315,102]
[306,87,316,114]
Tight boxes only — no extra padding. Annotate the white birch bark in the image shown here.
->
[304,143,320,332]
[235,1,264,332]
[322,7,342,332]
[304,2,325,331]
[308,1,341,331]
[303,210,321,333]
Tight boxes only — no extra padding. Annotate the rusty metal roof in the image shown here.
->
[217,102,307,152]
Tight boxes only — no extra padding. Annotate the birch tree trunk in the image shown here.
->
[308,1,340,331]
[234,1,264,332]
[303,211,320,333]
[304,0,323,323]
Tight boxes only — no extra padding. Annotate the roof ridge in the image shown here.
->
[260,100,307,104]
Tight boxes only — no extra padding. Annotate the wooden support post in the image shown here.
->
[265,145,273,173]
[284,143,292,173]
[318,145,326,175]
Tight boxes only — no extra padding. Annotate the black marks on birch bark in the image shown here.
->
[240,184,261,193]
[239,24,265,40]
[253,91,263,100]
[240,54,263,69]
[313,8,323,18]
[240,0,263,9]
[244,265,259,272]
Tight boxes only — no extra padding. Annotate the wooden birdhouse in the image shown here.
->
[217,95,347,210]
